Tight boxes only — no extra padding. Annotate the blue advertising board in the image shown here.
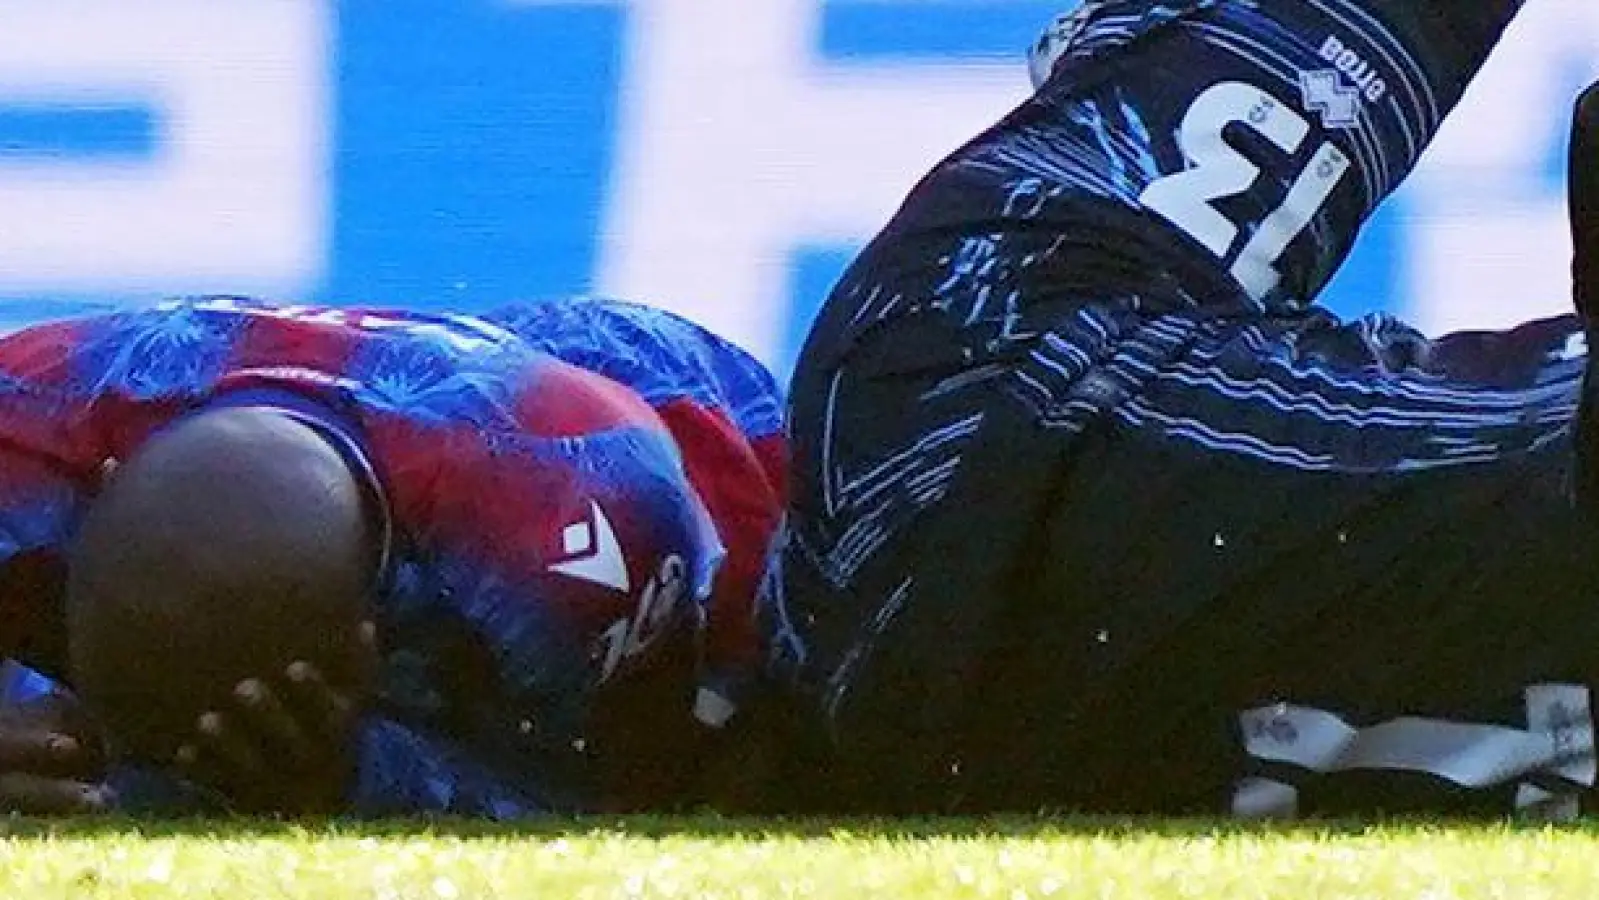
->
[2,0,1597,377]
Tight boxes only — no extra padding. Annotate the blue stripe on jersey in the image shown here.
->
[819,409,983,584]
[0,661,58,706]
[483,297,786,442]
[73,304,246,401]
[1115,317,1583,472]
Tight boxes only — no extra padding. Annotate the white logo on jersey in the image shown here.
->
[1557,333,1589,362]
[1316,35,1389,105]
[595,553,689,682]
[1300,70,1362,130]
[550,500,631,593]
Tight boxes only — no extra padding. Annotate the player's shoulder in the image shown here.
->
[0,295,542,413]
[0,296,256,401]
[513,350,673,441]
[482,295,742,370]
[484,296,785,439]
[0,313,97,391]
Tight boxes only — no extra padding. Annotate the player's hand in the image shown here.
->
[0,695,113,815]
[175,623,374,815]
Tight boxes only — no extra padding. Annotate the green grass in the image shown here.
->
[6,817,1599,899]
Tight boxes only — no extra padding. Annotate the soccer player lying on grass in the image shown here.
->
[0,295,785,816]
[761,0,1599,818]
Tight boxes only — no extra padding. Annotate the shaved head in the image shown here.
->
[66,406,381,763]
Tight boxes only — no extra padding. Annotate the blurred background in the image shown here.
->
[1,0,1597,380]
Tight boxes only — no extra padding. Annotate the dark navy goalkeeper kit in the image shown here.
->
[769,0,1599,817]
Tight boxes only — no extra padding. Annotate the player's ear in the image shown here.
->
[1569,80,1599,318]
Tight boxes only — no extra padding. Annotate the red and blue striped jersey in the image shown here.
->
[0,294,787,816]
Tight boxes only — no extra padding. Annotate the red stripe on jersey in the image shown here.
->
[653,398,784,676]
[360,414,609,575]
[0,318,183,477]
[358,413,648,636]
[515,361,666,438]
[225,313,364,384]
[0,319,88,388]
[749,434,790,505]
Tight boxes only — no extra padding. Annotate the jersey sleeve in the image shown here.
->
[481,296,786,447]
[1037,0,1523,308]
[840,0,1531,337]
[356,343,731,811]
[482,298,789,722]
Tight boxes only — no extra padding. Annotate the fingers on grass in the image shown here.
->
[0,728,89,777]
[231,679,313,765]
[195,711,267,777]
[284,663,355,739]
[0,771,111,815]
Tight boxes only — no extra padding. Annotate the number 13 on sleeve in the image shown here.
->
[1139,81,1352,302]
